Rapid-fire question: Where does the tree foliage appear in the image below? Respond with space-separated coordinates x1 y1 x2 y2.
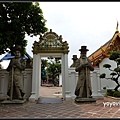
41 59 47 83
99 73 106 78
100 51 120 91
0 2 48 56
46 58 61 86
40 58 61 86
103 64 111 69
109 51 120 61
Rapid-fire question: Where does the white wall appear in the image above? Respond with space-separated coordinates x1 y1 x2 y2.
1 60 117 101
99 58 118 90
0 69 9 100
59 73 62 86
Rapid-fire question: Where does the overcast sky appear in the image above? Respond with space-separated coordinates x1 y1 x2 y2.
1 2 120 68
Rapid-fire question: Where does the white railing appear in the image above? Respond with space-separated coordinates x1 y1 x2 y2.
0 67 108 100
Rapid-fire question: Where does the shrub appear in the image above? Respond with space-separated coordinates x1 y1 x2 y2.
99 73 106 78
105 89 120 98
100 51 120 91
106 89 114 96
113 91 120 98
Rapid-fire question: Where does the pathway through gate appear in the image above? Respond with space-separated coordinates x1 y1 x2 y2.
40 86 62 98
37 86 63 104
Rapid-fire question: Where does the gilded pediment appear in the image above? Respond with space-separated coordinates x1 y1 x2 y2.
107 33 120 54
32 29 69 54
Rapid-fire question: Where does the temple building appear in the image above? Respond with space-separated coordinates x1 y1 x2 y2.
88 21 120 90
88 21 120 67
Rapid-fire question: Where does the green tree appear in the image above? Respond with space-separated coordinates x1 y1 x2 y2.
46 58 61 86
0 2 48 56
100 51 120 91
41 59 47 84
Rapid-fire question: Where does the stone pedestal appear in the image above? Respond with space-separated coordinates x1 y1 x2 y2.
1 99 26 104
75 97 96 104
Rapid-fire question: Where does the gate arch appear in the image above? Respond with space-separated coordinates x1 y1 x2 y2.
29 29 69 101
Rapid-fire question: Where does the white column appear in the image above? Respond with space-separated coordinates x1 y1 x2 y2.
64 54 71 100
0 70 5 100
0 70 9 100
75 72 78 85
91 71 97 97
23 69 32 100
96 68 103 98
59 73 62 86
91 68 103 99
68 67 76 99
36 54 41 99
23 70 27 99
29 54 38 101
62 54 65 99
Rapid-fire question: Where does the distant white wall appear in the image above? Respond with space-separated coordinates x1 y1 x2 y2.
59 73 62 86
0 60 10 69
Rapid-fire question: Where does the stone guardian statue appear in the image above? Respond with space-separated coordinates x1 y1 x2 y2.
74 46 95 102
7 45 26 100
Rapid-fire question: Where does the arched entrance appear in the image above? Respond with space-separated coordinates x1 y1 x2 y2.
29 29 69 101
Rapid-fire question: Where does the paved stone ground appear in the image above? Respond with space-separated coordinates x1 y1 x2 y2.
40 86 62 98
0 86 120 118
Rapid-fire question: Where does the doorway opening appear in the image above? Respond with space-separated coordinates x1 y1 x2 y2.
38 56 63 103
40 56 62 98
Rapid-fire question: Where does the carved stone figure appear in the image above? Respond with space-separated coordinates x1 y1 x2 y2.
75 46 94 98
70 55 78 67
7 45 26 100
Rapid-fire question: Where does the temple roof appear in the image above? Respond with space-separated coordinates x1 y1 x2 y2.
88 21 120 67
1 52 32 61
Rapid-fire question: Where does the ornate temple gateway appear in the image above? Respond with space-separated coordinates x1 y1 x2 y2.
29 29 70 101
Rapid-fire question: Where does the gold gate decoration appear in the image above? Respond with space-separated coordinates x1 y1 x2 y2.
32 29 69 54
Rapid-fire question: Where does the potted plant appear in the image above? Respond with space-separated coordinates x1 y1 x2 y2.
100 51 120 102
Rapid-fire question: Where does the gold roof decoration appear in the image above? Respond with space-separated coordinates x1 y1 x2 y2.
92 55 94 60
32 29 69 54
100 46 105 54
116 19 119 33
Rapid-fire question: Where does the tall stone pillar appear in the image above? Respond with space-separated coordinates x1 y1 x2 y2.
29 54 38 101
0 70 5 100
36 54 41 99
68 67 76 99
64 54 71 100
